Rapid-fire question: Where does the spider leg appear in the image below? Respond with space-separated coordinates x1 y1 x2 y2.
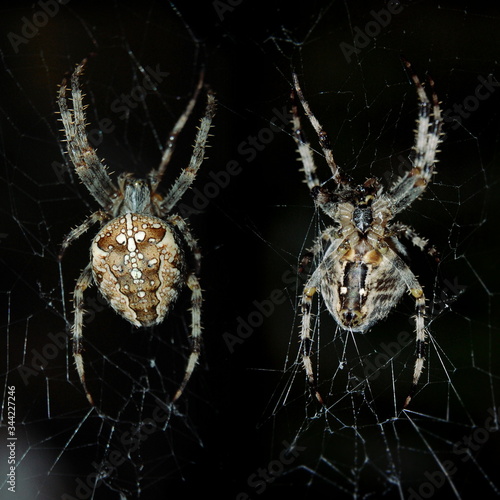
292 73 347 189
389 221 440 260
403 283 427 409
384 248 427 408
291 88 320 191
149 70 205 191
72 263 95 405
58 59 117 209
300 232 344 402
300 269 324 404
388 60 442 214
59 210 110 260
172 272 202 402
168 214 202 275
299 227 340 275
161 89 216 213
168 214 202 401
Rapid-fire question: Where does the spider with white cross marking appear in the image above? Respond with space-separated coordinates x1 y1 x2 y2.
291 60 442 408
57 58 215 406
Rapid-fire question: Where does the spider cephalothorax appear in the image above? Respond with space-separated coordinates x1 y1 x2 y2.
292 61 442 407
58 58 215 405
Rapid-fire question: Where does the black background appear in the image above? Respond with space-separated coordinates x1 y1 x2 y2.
1 1 500 499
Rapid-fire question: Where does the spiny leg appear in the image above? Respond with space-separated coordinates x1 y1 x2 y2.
300 271 324 404
410 68 442 181
388 60 442 214
292 73 347 188
59 210 109 260
58 59 117 209
149 70 205 191
299 234 343 401
161 89 216 213
389 221 440 260
299 228 341 275
72 263 94 405
172 272 202 402
291 84 320 191
168 214 202 275
404 287 427 408
384 247 428 408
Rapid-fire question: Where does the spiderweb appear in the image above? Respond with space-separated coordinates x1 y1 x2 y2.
1 1 499 499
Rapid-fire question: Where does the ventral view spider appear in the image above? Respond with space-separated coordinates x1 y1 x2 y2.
291 61 442 408
58 58 216 406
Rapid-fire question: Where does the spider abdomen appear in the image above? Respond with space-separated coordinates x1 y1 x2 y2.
91 213 186 327
322 242 406 333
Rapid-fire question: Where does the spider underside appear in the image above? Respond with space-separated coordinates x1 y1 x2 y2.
291 62 442 408
58 59 216 405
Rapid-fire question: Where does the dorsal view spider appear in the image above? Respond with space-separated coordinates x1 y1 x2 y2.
291 60 442 408
57 58 216 406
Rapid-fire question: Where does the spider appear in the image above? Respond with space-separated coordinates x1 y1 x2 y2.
291 60 442 408
57 58 215 405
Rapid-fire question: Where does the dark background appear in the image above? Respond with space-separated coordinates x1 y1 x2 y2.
1 1 500 499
